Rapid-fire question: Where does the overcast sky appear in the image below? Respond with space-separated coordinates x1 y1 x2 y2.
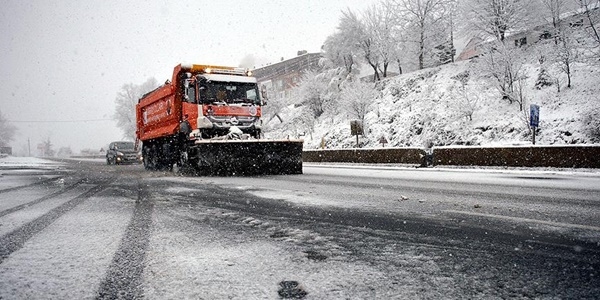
0 0 378 154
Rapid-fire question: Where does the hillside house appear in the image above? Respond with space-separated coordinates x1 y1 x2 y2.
457 4 600 61
252 52 322 100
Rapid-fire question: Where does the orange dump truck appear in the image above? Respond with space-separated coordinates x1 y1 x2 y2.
135 64 303 175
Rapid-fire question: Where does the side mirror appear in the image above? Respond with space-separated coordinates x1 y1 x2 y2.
260 85 268 101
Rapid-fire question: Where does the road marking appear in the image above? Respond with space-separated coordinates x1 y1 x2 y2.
444 210 600 232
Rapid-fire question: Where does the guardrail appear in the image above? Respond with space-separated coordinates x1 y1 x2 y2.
303 145 600 168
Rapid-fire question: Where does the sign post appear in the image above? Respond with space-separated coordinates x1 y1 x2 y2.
530 104 540 145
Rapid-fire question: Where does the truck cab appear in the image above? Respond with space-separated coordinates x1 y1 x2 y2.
180 66 263 139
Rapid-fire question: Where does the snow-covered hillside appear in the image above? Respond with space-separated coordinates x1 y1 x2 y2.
264 41 600 150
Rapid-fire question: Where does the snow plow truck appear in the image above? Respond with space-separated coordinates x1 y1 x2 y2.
135 63 303 175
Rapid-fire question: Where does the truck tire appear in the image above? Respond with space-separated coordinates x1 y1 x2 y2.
142 144 155 170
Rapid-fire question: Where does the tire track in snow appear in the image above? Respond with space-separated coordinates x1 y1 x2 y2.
0 179 87 218
0 176 116 263
96 179 154 300
0 176 62 194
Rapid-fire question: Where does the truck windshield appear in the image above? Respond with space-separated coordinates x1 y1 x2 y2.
199 82 260 105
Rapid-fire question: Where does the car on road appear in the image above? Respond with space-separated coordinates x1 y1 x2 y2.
106 141 142 165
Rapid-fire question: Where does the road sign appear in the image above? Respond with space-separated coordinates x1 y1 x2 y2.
350 120 363 148
379 136 388 147
530 104 540 127
350 120 363 136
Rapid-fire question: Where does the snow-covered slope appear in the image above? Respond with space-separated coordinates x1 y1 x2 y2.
264 43 600 150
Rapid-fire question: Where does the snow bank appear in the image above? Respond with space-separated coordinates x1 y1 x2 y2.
0 156 64 169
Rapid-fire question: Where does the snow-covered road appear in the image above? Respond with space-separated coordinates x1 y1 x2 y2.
0 156 599 299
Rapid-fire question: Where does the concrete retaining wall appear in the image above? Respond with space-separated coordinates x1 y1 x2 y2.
432 145 600 168
303 148 426 165
302 145 600 168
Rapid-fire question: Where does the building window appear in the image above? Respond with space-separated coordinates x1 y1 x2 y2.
570 19 584 27
540 30 552 40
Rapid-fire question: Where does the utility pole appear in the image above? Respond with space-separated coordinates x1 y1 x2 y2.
28 138 31 156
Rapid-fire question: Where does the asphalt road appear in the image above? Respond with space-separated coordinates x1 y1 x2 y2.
0 159 599 299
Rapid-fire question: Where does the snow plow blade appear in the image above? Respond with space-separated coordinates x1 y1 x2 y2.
191 139 304 176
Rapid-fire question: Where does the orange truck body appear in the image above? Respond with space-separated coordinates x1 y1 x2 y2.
133 63 303 175
136 64 262 142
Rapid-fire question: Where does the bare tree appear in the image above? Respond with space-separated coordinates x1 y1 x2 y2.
392 24 410 74
477 41 526 106
576 0 600 47
456 84 481 121
539 0 570 44
297 70 331 118
458 0 532 108
575 0 600 63
0 110 17 147
363 1 398 78
443 0 459 64
323 30 357 75
340 80 378 125
338 9 384 81
554 26 578 88
459 0 534 43
397 0 454 69
583 107 600 142
114 78 158 140
290 106 316 140
333 9 377 79
42 137 55 157
513 76 529 111
535 0 581 87
263 95 286 124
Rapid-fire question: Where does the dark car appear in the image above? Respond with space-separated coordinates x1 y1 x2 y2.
106 141 141 165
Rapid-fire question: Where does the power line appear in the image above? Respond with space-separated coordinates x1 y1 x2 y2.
7 118 114 123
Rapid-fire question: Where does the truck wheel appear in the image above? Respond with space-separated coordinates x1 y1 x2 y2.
175 150 188 170
106 157 111 165
143 156 152 170
143 145 155 170
150 145 161 170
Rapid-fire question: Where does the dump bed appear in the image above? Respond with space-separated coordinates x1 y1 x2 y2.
136 82 181 142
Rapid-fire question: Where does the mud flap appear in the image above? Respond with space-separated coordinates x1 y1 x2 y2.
191 139 304 175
